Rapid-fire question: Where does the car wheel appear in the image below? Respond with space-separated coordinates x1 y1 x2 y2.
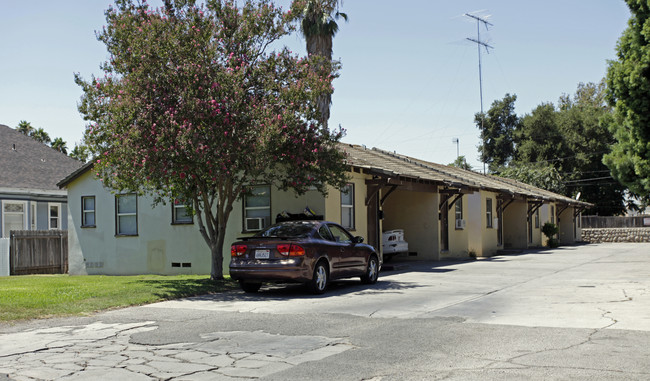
240 281 262 293
361 255 379 284
308 261 328 294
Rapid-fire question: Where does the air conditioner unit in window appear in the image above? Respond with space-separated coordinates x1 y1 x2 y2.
245 217 264 231
455 219 466 229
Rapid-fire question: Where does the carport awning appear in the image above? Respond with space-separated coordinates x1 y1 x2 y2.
341 143 593 210
364 177 439 206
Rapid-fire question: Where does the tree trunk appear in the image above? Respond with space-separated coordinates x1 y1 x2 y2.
210 242 224 281
307 34 333 128
210 224 228 281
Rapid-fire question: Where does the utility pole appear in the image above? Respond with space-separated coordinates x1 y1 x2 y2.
452 137 459 159
465 12 493 174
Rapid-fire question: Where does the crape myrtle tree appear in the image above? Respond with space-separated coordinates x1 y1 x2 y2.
75 0 349 280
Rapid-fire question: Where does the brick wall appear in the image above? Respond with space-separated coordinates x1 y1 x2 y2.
582 228 650 243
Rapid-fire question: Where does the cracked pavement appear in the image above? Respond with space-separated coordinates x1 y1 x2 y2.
0 322 352 380
1 243 649 380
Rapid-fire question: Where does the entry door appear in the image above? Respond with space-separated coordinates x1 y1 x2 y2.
440 202 449 251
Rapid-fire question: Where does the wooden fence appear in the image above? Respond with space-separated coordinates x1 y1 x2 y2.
9 230 68 275
581 215 650 229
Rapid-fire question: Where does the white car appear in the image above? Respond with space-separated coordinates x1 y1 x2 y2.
382 229 408 261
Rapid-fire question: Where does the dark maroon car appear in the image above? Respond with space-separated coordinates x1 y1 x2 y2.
229 220 381 294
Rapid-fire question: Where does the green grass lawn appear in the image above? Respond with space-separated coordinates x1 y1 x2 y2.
0 274 238 322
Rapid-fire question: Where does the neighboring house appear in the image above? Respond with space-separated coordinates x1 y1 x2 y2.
0 124 83 238
58 144 590 276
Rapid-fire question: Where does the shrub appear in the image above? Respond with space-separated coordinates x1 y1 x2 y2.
542 222 559 247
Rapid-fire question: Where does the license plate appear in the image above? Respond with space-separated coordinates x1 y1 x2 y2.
255 250 270 259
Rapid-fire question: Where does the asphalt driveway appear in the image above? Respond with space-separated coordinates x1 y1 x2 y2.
154 242 650 331
1 242 649 380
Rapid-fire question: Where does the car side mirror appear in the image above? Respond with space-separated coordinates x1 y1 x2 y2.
354 236 364 243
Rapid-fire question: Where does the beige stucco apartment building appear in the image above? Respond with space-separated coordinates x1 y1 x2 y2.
59 144 590 275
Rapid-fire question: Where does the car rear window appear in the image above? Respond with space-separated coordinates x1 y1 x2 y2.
256 223 315 238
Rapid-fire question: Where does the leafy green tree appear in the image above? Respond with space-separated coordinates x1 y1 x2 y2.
291 0 346 128
557 82 625 215
76 0 348 279
51 137 68 155
475 93 519 173
516 103 567 165
448 155 472 171
505 82 625 215
604 0 650 196
499 163 566 195
30 127 51 145
16 120 34 136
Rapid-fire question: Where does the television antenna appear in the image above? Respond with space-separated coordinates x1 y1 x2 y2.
465 12 493 174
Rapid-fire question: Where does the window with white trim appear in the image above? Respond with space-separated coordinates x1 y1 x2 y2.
82 196 96 227
30 203 37 230
551 205 555 225
243 185 270 231
341 183 355 229
486 198 493 228
535 208 540 228
172 199 193 224
115 194 138 236
2 201 27 238
48 203 61 230
455 197 463 221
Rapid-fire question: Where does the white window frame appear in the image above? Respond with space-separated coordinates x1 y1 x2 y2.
115 194 138 236
341 183 355 230
48 203 61 230
30 202 37 230
172 199 193 224
82 196 96 228
2 200 27 238
486 198 493 228
243 185 271 232
551 205 555 225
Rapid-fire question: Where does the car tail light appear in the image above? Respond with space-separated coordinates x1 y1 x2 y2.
289 244 305 256
231 244 247 257
277 244 305 257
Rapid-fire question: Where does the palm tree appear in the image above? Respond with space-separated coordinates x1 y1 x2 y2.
51 137 68 155
30 128 51 145
292 0 347 128
16 120 34 136
449 156 473 171
69 144 90 162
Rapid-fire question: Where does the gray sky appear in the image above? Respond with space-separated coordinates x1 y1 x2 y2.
0 1 630 170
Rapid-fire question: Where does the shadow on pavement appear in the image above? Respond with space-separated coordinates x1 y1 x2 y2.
379 242 594 276
189 276 426 302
